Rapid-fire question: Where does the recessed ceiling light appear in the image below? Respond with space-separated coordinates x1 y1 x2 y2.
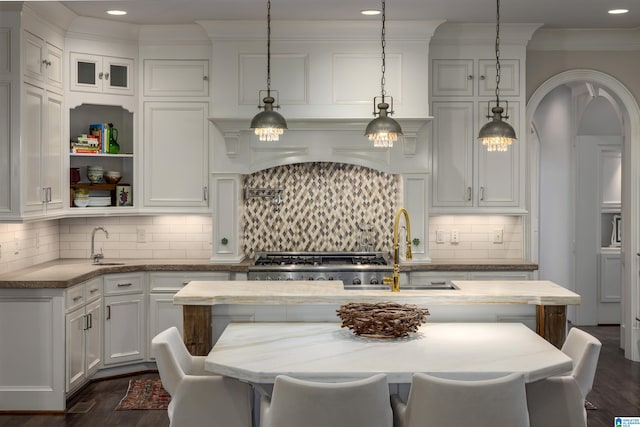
608 8 629 15
107 10 127 16
361 9 381 16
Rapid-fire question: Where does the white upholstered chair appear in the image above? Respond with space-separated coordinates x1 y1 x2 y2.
526 327 602 427
260 374 393 427
390 372 530 427
152 327 252 427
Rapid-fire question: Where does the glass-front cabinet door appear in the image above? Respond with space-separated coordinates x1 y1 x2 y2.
103 56 133 95
70 52 134 95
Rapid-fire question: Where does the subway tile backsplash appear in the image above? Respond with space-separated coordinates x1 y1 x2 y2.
59 216 212 260
428 215 524 260
0 221 60 275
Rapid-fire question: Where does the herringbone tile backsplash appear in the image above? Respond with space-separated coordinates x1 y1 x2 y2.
242 162 399 257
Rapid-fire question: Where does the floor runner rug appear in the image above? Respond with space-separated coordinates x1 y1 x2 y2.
116 379 171 410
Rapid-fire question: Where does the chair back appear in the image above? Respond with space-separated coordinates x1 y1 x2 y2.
151 326 193 396
401 372 530 427
262 374 392 427
561 328 602 398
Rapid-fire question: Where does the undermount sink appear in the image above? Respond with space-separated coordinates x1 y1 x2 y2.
343 284 458 291
92 262 125 266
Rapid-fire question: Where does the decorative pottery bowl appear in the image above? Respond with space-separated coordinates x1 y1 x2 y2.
104 171 122 184
87 166 104 183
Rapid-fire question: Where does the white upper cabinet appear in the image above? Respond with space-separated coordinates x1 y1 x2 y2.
429 23 536 214
22 30 63 93
140 53 211 211
143 101 209 209
432 59 519 98
143 59 209 97
70 52 134 96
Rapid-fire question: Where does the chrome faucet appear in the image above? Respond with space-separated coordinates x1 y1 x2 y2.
383 208 412 292
90 226 109 264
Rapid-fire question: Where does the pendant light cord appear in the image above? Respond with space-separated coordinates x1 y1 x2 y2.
494 0 501 106
380 0 387 102
266 0 272 96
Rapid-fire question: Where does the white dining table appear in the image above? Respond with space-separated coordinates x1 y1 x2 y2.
204 321 573 384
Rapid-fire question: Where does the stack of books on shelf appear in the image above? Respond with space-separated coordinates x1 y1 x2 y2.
70 123 112 154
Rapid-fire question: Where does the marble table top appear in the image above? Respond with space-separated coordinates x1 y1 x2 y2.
174 280 581 306
205 322 573 384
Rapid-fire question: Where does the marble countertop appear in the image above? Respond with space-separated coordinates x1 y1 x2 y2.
0 258 537 289
173 280 581 306
205 322 573 384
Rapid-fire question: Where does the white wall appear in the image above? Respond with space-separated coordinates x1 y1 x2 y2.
534 85 574 293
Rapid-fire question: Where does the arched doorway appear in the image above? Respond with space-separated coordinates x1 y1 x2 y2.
526 70 640 361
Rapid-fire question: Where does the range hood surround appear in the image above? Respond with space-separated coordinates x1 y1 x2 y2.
210 117 432 175
205 19 438 263
210 118 432 264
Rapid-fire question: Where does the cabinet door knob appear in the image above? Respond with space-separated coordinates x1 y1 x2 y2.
480 75 486 80
98 72 104 80
104 72 110 80
467 187 472 201
467 75 473 80
480 186 485 201
203 75 208 81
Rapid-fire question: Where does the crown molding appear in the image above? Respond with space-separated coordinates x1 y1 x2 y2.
528 28 640 51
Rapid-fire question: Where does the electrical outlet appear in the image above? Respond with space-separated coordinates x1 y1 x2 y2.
436 229 446 244
493 228 503 243
137 228 147 243
451 229 459 243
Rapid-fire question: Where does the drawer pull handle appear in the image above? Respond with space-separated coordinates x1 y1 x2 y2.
182 281 190 286
106 305 111 320
117 283 133 287
73 296 82 302
83 314 89 331
89 288 99 293
87 313 92 329
430 281 446 285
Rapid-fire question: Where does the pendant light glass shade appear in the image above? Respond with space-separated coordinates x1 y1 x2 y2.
478 0 516 152
365 0 402 147
251 0 287 141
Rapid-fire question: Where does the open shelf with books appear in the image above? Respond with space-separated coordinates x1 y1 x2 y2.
69 104 135 209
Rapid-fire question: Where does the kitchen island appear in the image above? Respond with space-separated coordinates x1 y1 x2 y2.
173 280 580 354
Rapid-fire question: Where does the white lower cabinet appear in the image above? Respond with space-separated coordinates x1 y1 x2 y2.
65 277 102 392
148 271 230 358
103 273 146 365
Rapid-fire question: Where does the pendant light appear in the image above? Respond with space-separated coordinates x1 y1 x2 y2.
365 0 402 148
478 0 516 152
250 0 287 142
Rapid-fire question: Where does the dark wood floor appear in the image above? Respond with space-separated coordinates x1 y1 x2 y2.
0 325 637 427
